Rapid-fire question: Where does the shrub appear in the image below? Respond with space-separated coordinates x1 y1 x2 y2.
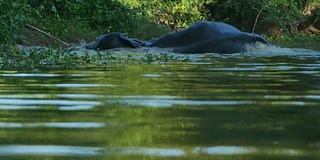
0 1 30 43
25 0 169 40
120 0 215 29
208 0 320 34
1 0 319 47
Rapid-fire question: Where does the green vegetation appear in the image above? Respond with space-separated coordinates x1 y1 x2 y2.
119 0 215 29
0 46 192 70
1 0 320 45
0 0 319 69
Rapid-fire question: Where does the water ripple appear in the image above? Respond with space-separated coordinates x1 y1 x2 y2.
0 99 101 106
0 145 184 157
141 74 162 78
57 94 180 100
193 146 256 155
210 68 258 71
0 145 312 157
26 84 117 88
0 145 104 156
193 146 308 156
1 74 56 77
1 74 89 77
0 122 106 129
0 94 180 100
107 99 250 107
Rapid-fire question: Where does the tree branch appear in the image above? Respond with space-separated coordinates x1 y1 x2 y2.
252 3 271 33
25 23 70 46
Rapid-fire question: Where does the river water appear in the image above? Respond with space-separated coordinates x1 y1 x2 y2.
0 45 320 160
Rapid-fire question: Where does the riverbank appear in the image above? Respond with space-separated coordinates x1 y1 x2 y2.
8 21 320 51
1 39 319 71
1 0 320 70
1 1 319 47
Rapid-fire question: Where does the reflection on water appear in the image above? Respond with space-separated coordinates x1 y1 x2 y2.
107 99 250 107
0 145 313 157
0 145 185 157
0 99 101 106
1 73 88 77
0 145 105 156
0 49 320 159
0 122 106 128
193 146 257 155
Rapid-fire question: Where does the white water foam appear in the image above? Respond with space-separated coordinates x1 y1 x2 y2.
246 42 319 56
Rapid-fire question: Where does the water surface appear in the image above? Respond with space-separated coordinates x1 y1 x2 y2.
0 47 320 160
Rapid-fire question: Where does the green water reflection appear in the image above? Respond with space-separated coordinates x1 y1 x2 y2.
0 53 319 160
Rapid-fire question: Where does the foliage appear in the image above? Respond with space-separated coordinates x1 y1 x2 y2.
258 0 305 34
119 0 319 34
210 0 320 34
208 0 265 31
120 0 216 29
0 0 170 45
0 0 319 47
0 1 30 43
26 0 169 40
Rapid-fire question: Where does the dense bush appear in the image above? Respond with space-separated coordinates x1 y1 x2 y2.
0 0 319 46
210 0 320 34
120 0 320 34
26 0 145 37
25 0 171 40
120 0 215 29
0 1 30 43
31 0 139 30
207 0 265 31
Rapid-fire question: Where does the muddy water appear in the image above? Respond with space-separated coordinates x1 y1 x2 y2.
0 46 319 160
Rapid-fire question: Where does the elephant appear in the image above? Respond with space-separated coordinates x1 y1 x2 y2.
85 21 271 53
85 32 146 50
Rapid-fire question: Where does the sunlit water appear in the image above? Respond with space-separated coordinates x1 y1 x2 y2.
0 45 320 160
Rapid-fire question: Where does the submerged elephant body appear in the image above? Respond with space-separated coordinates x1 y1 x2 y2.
85 32 146 50
86 21 270 53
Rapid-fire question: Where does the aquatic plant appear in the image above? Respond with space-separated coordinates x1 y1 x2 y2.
0 46 192 70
